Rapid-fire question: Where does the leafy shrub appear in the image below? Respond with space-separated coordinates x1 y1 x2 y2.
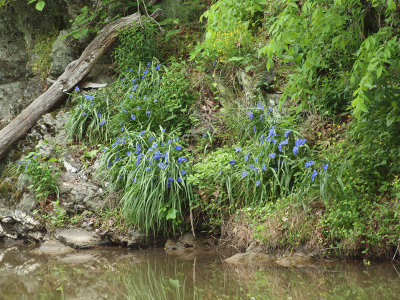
113 22 159 73
99 129 193 236
67 60 194 144
15 152 60 202
191 0 264 64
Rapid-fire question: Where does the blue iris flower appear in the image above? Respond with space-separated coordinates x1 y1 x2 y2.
178 157 188 163
269 153 276 159
293 146 299 155
312 170 318 181
322 163 329 172
284 129 292 137
229 160 235 165
100 120 106 126
305 161 315 168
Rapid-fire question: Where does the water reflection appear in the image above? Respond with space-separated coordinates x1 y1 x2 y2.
0 244 400 299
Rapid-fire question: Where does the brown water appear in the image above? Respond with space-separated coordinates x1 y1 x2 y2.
1 243 400 300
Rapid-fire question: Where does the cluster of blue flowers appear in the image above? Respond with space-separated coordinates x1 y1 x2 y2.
104 130 189 188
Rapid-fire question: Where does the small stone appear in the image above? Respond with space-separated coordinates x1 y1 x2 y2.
55 228 105 249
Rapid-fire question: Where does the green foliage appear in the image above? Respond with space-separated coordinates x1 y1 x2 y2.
28 0 45 11
99 130 193 236
67 59 195 236
15 152 60 202
30 31 58 80
191 0 265 65
67 60 194 144
113 22 158 72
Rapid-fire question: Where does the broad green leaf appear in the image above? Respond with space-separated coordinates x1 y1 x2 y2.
35 1 45 11
166 209 177 220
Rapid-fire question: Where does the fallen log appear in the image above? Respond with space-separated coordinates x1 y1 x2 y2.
0 9 162 159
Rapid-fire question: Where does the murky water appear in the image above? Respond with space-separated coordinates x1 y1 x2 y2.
1 243 400 299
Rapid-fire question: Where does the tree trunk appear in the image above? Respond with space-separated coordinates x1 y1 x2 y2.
0 9 162 159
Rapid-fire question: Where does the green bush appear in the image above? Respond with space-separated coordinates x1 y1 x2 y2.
99 130 193 236
15 152 60 202
67 60 194 144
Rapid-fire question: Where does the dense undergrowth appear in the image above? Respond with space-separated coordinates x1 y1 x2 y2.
12 0 400 259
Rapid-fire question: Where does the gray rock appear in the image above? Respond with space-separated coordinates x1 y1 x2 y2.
178 233 195 247
16 193 36 212
63 153 82 173
36 139 55 158
0 206 43 241
225 252 276 266
275 254 315 268
35 240 74 255
49 30 76 80
58 172 106 213
55 228 104 249
0 81 26 123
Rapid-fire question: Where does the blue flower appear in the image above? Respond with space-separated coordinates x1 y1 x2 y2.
97 113 102 117
284 129 292 137
153 98 157 103
305 161 315 168
255 156 259 162
262 164 266 171
155 64 161 70
322 163 329 172
250 165 254 170
257 103 264 110
180 170 186 176
253 125 256 133
162 128 166 132
103 147 107 152
256 180 260 187
235 148 242 152
268 126 277 137
229 160 235 165
108 161 113 167
269 153 276 159
91 102 94 106
245 153 249 161
295 139 307 147
139 131 145 136
177 177 182 183
145 167 151 172
241 171 247 178
137 106 141 110
312 170 318 181
176 145 182 150
146 110 152 116
178 157 188 163
143 69 149 76
131 114 136 120
78 105 82 109
293 146 299 155
126 151 131 156
82 112 87 116
202 133 207 137
247 110 254 120
74 86 80 91
100 120 106 127
85 95 94 100
132 79 136 85
278 139 288 152
121 126 124 132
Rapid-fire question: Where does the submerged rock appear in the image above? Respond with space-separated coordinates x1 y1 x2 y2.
275 254 315 268
57 252 99 264
55 228 105 249
225 252 276 266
